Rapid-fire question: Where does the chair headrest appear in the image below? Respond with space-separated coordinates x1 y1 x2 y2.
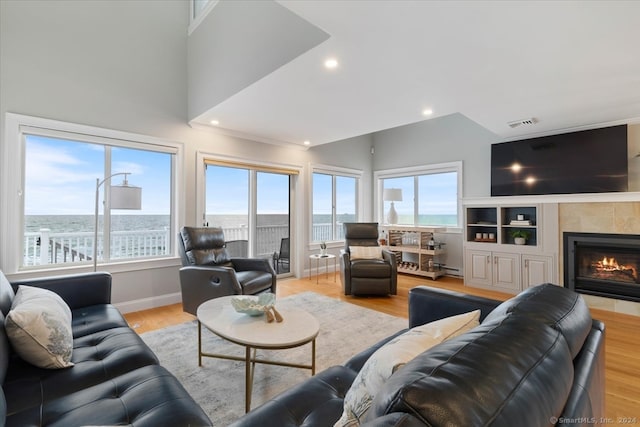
179 227 230 265
344 222 380 248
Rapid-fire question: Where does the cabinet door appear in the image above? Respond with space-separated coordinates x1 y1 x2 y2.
465 250 493 287
522 255 554 289
492 252 521 292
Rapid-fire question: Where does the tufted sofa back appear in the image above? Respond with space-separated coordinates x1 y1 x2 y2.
367 283 598 427
178 227 232 267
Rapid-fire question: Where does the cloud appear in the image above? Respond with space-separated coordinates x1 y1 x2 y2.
25 140 98 186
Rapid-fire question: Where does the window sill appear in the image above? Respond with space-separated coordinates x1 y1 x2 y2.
10 257 182 281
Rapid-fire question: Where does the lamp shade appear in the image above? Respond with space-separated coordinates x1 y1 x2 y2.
110 184 142 210
383 188 403 202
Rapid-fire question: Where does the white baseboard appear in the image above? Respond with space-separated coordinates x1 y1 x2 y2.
115 292 182 314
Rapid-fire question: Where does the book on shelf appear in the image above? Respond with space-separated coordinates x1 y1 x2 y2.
510 220 532 226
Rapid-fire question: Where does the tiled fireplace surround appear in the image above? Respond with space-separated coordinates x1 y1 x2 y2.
559 201 640 316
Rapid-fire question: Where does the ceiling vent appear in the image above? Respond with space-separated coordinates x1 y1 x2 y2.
507 118 538 128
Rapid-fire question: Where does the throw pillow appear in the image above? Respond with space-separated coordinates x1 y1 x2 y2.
5 285 74 369
334 309 481 427
349 246 383 260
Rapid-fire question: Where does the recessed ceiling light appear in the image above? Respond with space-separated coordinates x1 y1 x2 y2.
422 109 433 116
210 119 219 126
324 58 338 69
511 163 522 173
303 140 311 146
525 176 536 185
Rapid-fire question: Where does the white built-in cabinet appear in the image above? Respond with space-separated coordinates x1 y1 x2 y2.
465 250 521 292
463 202 558 294
522 254 555 289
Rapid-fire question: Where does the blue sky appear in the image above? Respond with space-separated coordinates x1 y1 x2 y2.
25 135 457 218
25 135 170 215
384 173 458 216
206 166 291 215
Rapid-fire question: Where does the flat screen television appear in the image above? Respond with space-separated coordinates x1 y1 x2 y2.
491 125 628 196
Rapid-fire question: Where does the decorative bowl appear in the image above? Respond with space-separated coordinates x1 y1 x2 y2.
231 293 276 316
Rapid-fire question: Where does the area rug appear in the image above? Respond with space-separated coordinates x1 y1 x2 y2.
140 292 407 426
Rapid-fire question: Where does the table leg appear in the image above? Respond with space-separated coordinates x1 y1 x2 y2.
198 320 202 367
311 338 316 375
245 346 252 413
316 258 319 284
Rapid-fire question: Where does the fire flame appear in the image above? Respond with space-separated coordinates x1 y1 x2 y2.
601 256 620 269
597 256 636 278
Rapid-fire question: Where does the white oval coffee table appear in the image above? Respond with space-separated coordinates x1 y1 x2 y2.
196 295 319 412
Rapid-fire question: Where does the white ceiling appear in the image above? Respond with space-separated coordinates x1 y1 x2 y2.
190 1 640 147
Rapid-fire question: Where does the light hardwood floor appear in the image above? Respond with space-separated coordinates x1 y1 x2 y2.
124 273 640 424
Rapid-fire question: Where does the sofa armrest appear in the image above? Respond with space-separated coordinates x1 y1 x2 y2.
179 266 243 315
339 250 352 294
559 319 606 423
10 272 112 310
408 286 501 328
231 257 275 275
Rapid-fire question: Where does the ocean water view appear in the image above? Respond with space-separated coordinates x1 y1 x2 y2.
26 215 171 233
23 214 292 267
23 213 454 267
25 213 455 234
25 214 291 233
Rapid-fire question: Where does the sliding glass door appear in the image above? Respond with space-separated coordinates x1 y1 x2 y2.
205 164 292 274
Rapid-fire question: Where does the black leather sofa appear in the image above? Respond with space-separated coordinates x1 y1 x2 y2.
231 283 605 427
0 270 212 427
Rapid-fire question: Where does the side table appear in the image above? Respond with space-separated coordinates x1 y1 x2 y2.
309 253 337 284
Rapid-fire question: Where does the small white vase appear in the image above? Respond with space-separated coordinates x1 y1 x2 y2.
514 237 526 245
320 248 327 256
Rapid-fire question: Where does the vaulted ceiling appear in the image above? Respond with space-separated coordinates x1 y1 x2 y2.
189 1 640 148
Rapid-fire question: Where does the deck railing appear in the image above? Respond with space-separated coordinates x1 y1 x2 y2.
23 223 336 267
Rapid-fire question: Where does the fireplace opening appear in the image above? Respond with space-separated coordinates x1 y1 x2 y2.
564 232 640 302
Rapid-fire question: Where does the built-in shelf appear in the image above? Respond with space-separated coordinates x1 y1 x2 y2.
463 202 559 294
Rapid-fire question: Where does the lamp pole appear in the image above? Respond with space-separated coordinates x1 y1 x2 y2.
93 172 130 272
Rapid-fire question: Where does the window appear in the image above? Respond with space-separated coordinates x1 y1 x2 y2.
311 167 360 242
376 162 462 228
193 0 211 19
202 158 298 275
189 0 217 34
2 114 180 272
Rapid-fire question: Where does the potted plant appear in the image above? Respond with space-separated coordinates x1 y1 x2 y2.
509 229 531 245
320 241 327 256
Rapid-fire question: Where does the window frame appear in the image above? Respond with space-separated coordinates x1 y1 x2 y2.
374 162 463 229
188 0 218 35
196 151 302 274
1 113 184 275
310 164 363 245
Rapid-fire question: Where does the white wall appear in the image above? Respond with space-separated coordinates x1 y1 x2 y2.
371 112 500 198
187 0 329 120
0 0 372 310
369 113 500 273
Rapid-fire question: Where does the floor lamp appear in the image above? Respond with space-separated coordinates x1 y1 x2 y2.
94 173 142 271
383 188 402 224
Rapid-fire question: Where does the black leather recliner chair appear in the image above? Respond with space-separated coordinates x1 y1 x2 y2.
340 222 397 296
177 226 276 315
